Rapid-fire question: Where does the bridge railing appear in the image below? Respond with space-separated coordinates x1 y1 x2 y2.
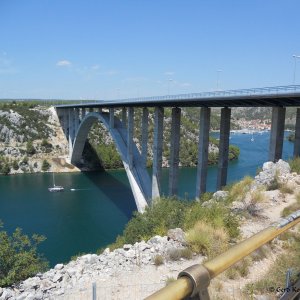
89 85 300 105
145 209 300 300
55 84 300 107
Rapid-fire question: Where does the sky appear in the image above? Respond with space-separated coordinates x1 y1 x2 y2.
1 0 300 100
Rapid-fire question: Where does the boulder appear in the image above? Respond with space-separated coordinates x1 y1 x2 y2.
212 190 228 201
167 228 186 245
255 159 290 186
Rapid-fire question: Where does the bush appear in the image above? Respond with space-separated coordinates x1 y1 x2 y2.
227 176 253 203
12 160 19 170
289 157 300 174
168 248 182 261
26 141 36 156
0 222 48 287
41 160 51 172
183 202 240 239
186 221 229 258
114 197 189 245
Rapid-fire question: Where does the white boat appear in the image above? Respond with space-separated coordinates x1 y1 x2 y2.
48 173 64 192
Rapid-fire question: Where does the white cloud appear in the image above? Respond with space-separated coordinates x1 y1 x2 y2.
56 60 72 67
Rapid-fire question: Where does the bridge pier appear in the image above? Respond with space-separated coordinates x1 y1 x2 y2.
141 107 149 169
74 108 80 134
109 108 115 128
169 107 181 196
122 107 127 128
152 107 164 199
269 107 286 162
81 108 86 119
216 107 231 190
196 107 211 198
68 108 75 157
127 107 134 169
294 108 300 157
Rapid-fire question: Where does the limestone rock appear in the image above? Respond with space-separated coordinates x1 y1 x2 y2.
167 228 186 245
212 190 228 201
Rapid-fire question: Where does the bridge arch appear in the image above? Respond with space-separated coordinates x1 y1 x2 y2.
71 111 151 212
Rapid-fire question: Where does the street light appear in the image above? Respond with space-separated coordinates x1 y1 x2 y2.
293 55 300 85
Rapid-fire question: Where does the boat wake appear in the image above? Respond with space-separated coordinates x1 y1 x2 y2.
70 188 90 191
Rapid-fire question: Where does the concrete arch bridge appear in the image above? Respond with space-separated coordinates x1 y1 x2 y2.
55 85 300 212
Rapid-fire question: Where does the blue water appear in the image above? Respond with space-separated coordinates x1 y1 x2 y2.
0 131 294 266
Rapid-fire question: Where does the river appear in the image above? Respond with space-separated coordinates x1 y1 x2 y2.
0 131 294 266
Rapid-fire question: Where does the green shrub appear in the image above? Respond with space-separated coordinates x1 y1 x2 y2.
117 197 189 245
168 248 182 261
227 176 253 203
180 248 193 260
289 157 300 174
41 160 51 172
0 222 48 287
186 221 229 258
26 141 36 156
12 160 19 170
183 202 240 239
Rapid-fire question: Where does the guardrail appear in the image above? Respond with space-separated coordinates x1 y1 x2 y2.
115 84 300 104
55 84 300 107
145 210 300 300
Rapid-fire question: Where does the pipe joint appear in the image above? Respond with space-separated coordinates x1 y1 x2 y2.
178 264 211 299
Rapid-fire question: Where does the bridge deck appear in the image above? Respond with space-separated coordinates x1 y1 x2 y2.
55 85 300 108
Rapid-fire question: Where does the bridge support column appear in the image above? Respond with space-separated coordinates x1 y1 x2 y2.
141 107 149 169
98 107 102 114
152 107 164 199
81 108 86 120
109 108 115 128
63 109 69 136
74 108 80 134
89 107 94 113
68 108 75 158
294 108 300 157
122 107 127 128
216 107 231 190
269 107 286 162
196 107 211 198
169 107 181 196
127 107 134 169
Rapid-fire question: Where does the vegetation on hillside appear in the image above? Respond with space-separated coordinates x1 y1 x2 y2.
100 196 240 259
0 221 48 287
86 108 240 170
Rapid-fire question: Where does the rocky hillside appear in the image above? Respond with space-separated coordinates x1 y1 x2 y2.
0 102 76 175
0 102 240 175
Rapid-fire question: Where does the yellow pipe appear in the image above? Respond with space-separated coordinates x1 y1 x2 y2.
145 210 300 300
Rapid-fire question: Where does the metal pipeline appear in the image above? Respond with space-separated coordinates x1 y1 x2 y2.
145 210 300 300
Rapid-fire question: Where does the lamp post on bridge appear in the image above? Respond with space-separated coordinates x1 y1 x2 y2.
293 55 300 85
